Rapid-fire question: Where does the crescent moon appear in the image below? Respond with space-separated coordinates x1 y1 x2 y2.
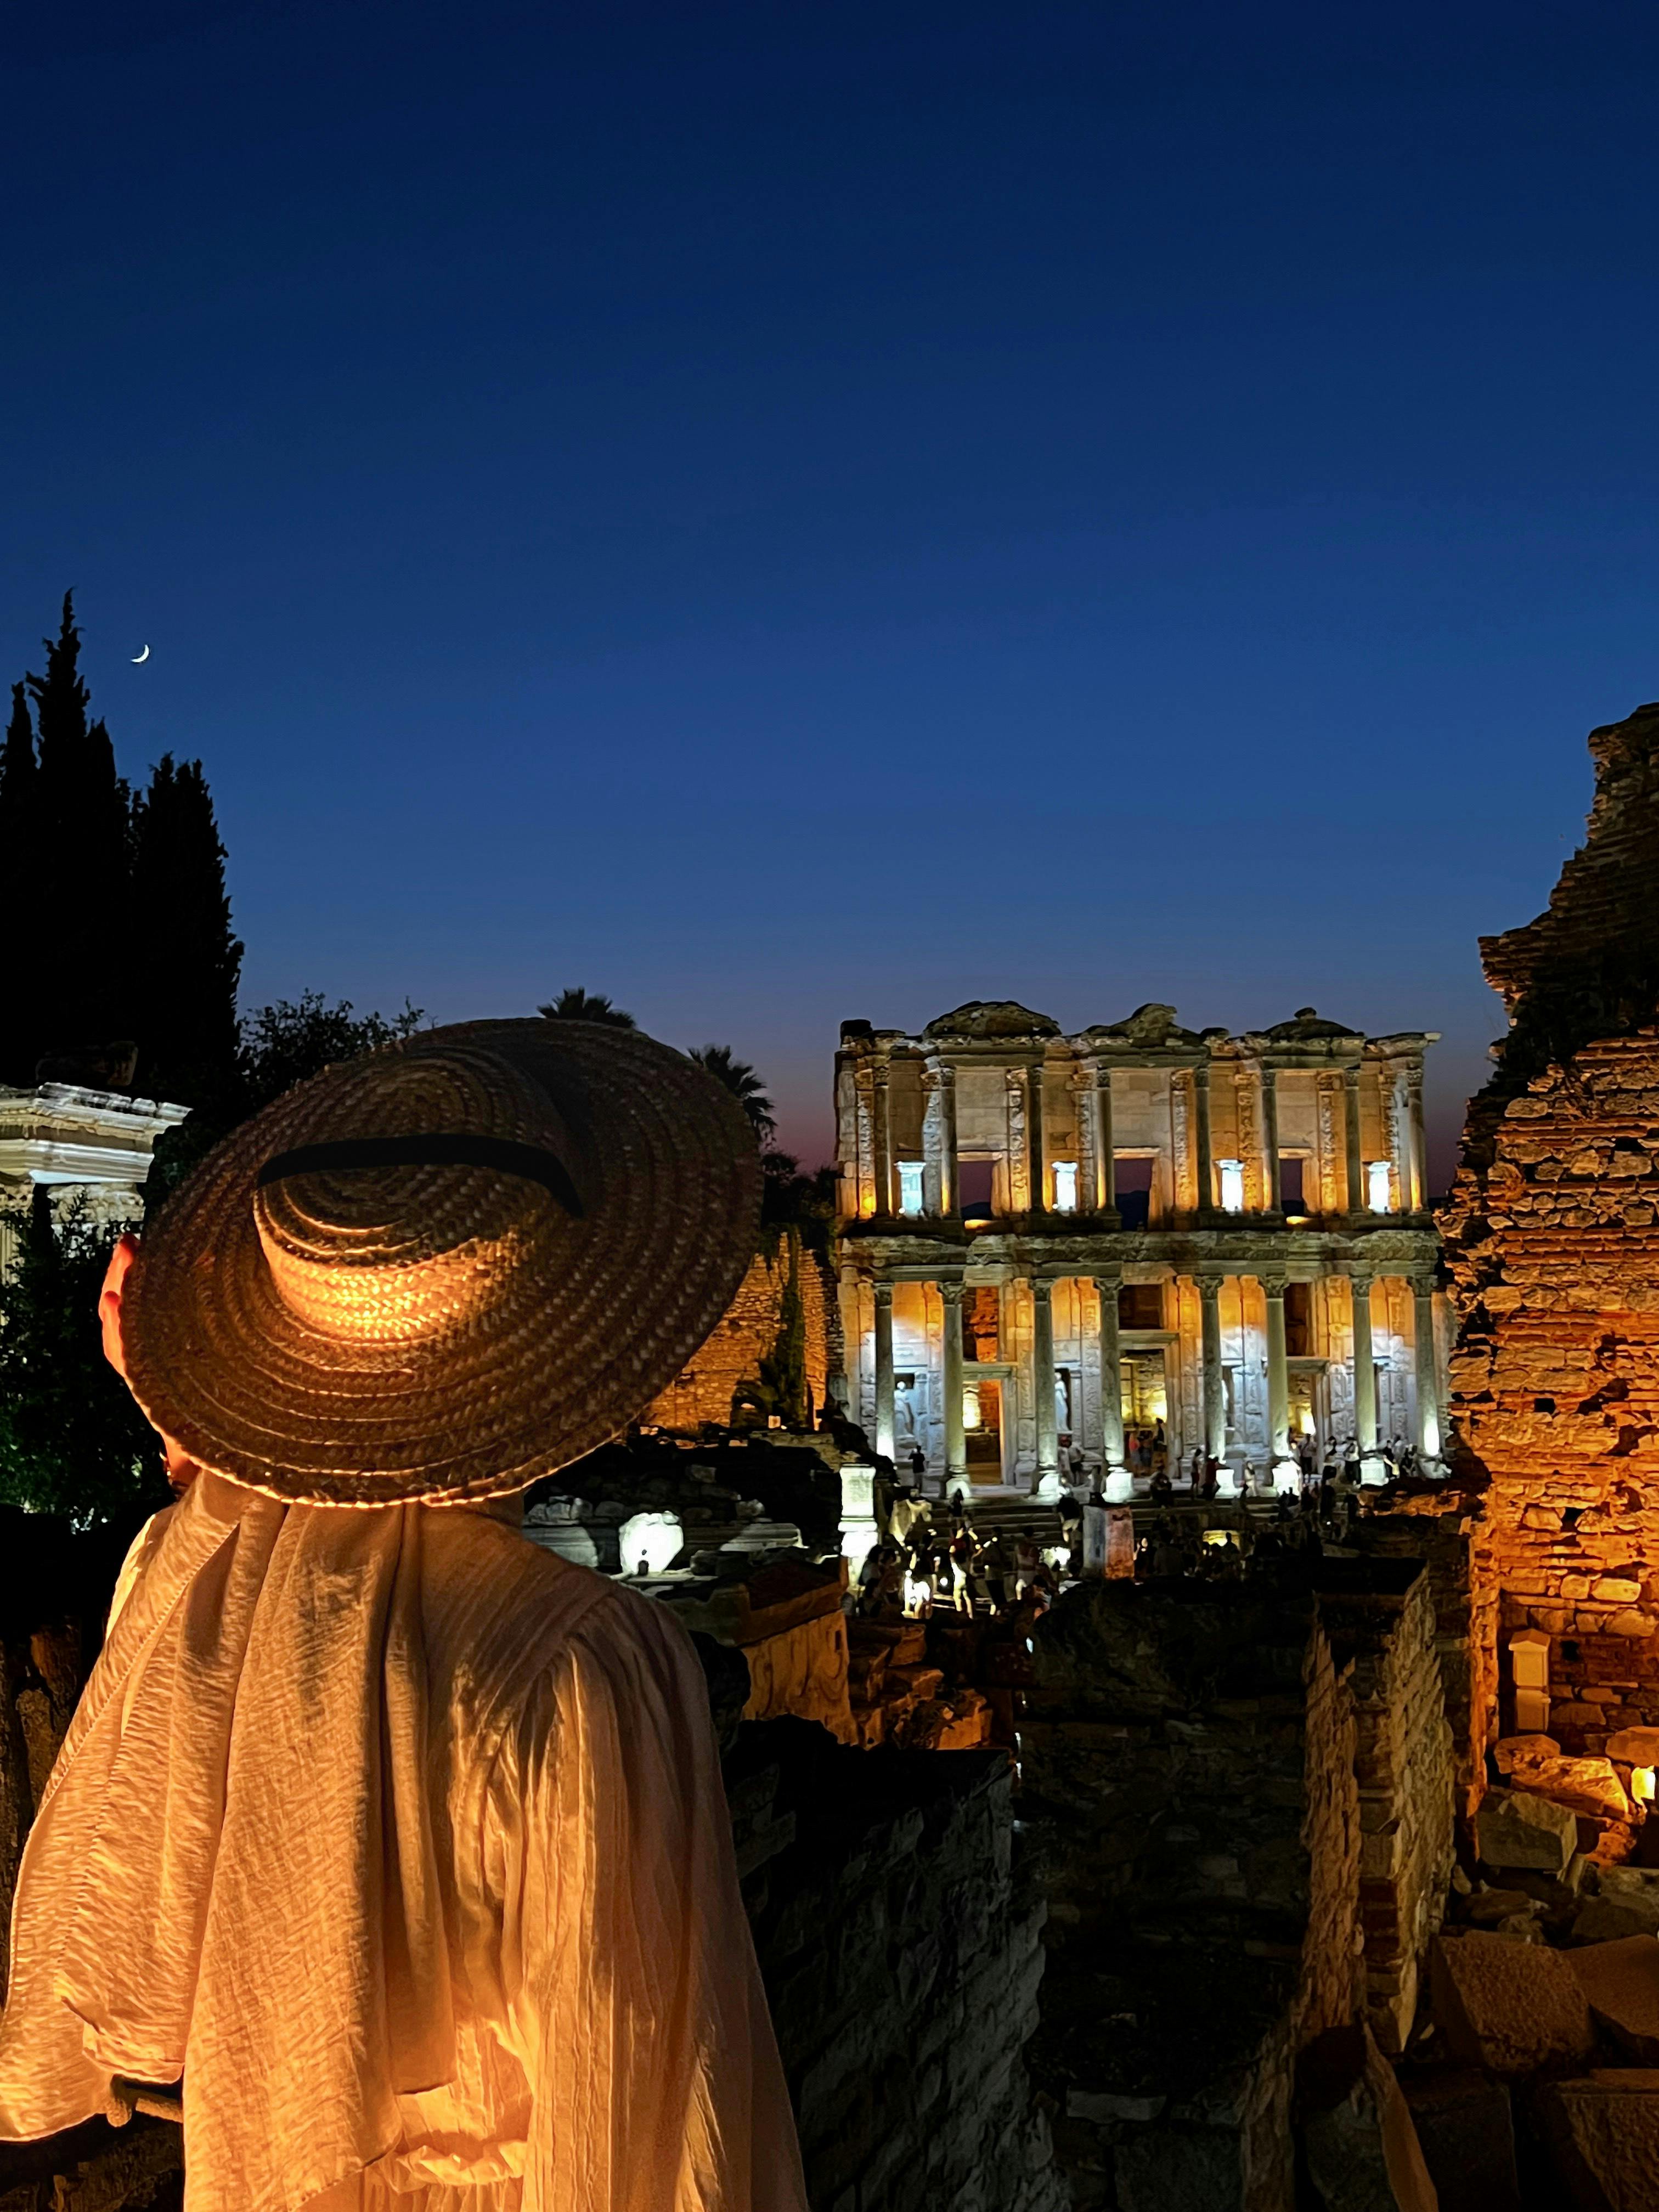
132 645 150 664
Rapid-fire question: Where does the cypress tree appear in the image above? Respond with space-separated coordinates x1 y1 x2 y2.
129 754 244 1104
27 595 132 1057
0 684 41 1080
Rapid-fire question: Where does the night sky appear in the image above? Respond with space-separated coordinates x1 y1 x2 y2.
8 3 1659 1183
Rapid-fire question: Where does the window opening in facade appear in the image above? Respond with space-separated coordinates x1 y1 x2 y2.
1118 1281 1165 1331
1218 1158 1245 1212
1051 1159 1078 1212
962 1286 1000 1361
896 1159 924 1215
1284 1281 1313 1357
1366 1159 1393 1214
959 1156 996 1227
1279 1155 1307 1217
1114 1154 1155 1229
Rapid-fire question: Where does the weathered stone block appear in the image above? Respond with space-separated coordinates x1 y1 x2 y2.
1431 1931 1595 2075
1476 1788 1579 1872
1572 1892 1659 1944
1114 2126 1244 2212
1298 2025 1437 2212
1568 1934 1659 2063
1494 1733 1559 1772
1606 1725 1659 1764
1400 2067 1519 2212
1536 2070 1659 2212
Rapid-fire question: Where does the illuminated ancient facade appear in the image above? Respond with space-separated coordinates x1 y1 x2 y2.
834 1001 1445 1497
0 1081 188 1272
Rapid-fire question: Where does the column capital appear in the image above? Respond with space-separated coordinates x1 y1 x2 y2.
872 1279 894 1309
939 1279 966 1308
1031 1276 1054 1306
870 1059 890 1090
1089 1266 1124 1289
1195 1270 1224 1303
1259 1272 1289 1300
1193 1059 1212 1092
1343 1062 1362 1091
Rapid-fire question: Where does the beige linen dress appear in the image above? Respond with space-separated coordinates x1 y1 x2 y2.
0 1471 807 2212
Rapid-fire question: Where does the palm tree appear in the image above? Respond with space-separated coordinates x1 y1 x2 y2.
689 1044 776 1143
537 988 636 1028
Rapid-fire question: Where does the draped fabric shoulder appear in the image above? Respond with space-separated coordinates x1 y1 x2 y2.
0 1474 807 2212
496 1592 805 2212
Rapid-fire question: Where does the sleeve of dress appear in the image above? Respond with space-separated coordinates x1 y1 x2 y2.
501 1585 808 2212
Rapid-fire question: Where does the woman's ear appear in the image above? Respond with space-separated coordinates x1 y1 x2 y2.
99 1233 141 1382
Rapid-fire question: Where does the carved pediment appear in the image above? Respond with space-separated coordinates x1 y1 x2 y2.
1087 1003 1198 1049
1262 1006 1362 1043
922 1000 1062 1041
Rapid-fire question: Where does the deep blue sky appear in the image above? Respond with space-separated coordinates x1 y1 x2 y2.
8 2 1659 1184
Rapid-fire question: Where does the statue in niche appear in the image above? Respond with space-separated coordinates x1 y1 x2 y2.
893 1380 918 1443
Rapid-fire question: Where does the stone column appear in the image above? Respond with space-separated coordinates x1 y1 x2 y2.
1199 1274 1226 1464
873 1282 895 1462
1193 1062 1215 1217
1350 1270 1380 1477
940 1279 966 1492
839 1464 879 1564
872 1058 893 1218
1411 1273 1443 1464
1344 1064 1364 1215
1261 1065 1282 1214
1032 1278 1060 1498
937 1059 958 1218
1262 1273 1293 1479
1096 1066 1116 1215
1407 1067 1426 1216
1027 1060 1047 1214
1093 1271 1128 1502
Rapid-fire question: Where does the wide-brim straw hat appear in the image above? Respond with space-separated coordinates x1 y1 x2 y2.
120 1019 761 1506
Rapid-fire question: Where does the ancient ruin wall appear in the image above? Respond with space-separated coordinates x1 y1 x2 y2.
642 1238 830 1431
1441 701 1659 1763
1324 1569 1456 2052
729 1722 1065 2212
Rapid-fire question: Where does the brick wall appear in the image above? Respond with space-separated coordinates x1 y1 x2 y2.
728 1719 1066 2212
1321 1566 1456 2051
644 1237 832 1431
1019 1560 1452 2206
1440 699 1659 1775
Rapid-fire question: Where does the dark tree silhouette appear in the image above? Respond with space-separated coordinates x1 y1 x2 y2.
146 992 426 1204
129 754 244 1104
689 1044 776 1142
0 683 42 1081
28 594 132 1057
0 1187 166 1523
537 988 636 1027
